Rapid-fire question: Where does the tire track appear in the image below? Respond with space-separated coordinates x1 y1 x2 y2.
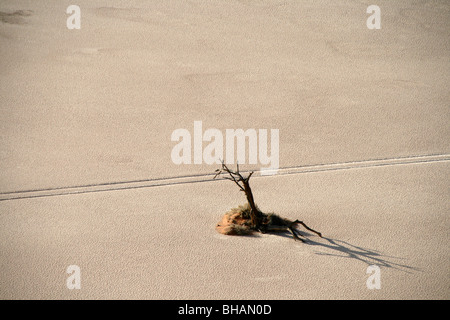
0 153 449 201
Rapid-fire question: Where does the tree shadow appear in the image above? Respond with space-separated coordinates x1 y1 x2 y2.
273 231 419 273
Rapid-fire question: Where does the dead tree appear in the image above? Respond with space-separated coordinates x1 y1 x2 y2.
214 162 322 242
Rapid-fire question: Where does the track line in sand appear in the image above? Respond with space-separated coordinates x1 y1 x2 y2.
0 153 449 201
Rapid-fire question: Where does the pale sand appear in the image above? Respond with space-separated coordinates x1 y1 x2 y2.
0 0 449 299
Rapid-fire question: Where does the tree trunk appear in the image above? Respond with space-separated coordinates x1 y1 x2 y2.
242 179 260 227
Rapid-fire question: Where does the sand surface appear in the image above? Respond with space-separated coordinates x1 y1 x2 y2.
0 0 449 299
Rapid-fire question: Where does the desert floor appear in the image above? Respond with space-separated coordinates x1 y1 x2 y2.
0 0 449 299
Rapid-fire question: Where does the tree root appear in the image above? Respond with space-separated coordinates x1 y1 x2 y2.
216 204 322 241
